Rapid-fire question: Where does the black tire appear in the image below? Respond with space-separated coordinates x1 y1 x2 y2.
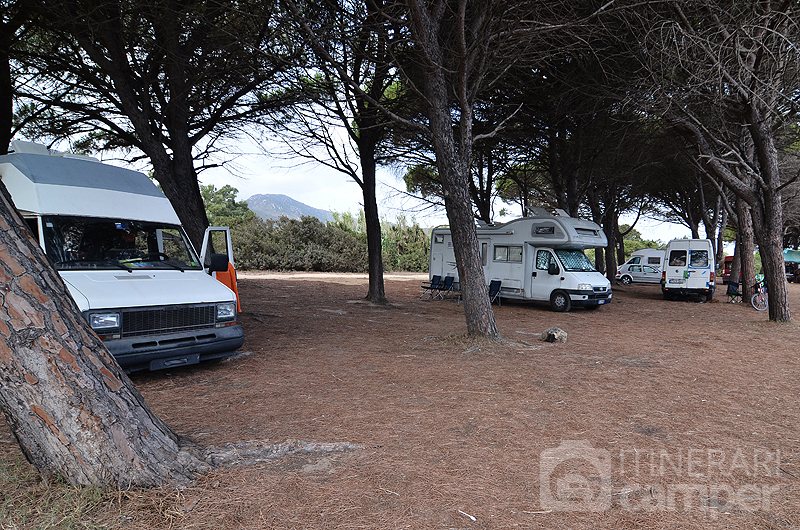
705 292 713 302
662 290 671 300
550 290 571 312
620 275 633 285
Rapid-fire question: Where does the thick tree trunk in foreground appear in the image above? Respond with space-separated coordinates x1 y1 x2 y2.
0 181 208 487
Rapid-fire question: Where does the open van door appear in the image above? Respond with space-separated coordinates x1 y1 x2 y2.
200 227 240 312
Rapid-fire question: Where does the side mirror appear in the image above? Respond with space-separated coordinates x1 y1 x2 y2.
208 253 229 274
548 262 559 275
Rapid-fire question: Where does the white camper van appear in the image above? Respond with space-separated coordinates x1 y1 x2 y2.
0 141 244 372
429 210 612 311
661 238 715 301
615 248 666 284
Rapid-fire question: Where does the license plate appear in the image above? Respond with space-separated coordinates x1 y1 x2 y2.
668 279 685 284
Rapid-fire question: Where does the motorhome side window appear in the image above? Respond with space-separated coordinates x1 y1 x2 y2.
647 257 661 265
690 250 709 267
668 250 687 267
628 257 641 264
42 216 202 270
494 245 522 262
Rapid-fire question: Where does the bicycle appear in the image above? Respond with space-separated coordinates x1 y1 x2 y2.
751 280 768 311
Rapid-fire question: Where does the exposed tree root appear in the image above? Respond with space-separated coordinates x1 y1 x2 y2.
190 439 364 471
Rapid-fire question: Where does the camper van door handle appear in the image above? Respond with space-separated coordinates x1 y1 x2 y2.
532 272 537 278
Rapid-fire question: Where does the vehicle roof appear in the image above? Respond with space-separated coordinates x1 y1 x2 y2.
0 151 180 224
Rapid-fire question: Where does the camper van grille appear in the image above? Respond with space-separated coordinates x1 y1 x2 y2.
121 304 216 337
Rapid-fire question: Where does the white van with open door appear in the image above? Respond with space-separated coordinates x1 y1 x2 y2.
0 141 243 372
661 239 715 301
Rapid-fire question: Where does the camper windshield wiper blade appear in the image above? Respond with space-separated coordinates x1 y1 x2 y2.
153 260 185 272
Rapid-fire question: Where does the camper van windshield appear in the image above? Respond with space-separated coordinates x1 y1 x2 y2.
554 249 596 272
42 216 202 271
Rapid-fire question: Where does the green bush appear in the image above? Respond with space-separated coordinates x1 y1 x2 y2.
230 213 430 272
231 215 368 271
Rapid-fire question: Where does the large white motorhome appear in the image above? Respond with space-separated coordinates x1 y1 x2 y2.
429 210 612 311
0 141 243 372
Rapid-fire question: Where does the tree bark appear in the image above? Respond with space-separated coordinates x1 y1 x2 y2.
359 142 387 304
715 206 727 267
0 47 12 156
736 199 756 301
0 180 207 487
149 144 210 252
407 0 498 337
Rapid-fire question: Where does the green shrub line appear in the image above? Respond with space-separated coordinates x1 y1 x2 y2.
230 212 431 273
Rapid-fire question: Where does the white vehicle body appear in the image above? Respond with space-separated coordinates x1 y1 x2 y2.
0 141 243 371
616 249 666 284
661 238 716 301
429 210 612 311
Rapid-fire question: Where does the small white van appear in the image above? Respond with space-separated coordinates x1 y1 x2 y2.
428 210 612 312
661 239 715 301
616 248 666 284
0 141 244 372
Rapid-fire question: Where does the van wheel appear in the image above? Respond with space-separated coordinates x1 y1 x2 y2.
705 292 713 302
620 275 632 285
662 290 671 300
550 290 571 312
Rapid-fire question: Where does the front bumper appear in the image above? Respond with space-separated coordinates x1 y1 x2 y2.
567 289 613 307
104 323 244 372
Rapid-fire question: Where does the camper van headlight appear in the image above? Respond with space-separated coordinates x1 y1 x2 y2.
88 312 120 330
577 283 593 291
216 302 237 322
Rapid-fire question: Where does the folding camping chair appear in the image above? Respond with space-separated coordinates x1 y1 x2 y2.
420 275 442 300
726 281 742 303
433 275 455 300
488 279 502 306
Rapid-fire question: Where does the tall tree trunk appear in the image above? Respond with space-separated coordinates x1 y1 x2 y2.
359 143 387 304
588 191 605 274
0 181 205 487
715 207 727 267
406 0 497 337
603 206 619 281
0 46 11 156
747 104 790 322
737 200 757 301
150 148 209 252
730 234 741 287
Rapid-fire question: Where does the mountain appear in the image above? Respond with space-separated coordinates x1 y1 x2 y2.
245 194 334 223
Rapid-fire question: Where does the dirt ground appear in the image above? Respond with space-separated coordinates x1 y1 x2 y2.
3 272 800 529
